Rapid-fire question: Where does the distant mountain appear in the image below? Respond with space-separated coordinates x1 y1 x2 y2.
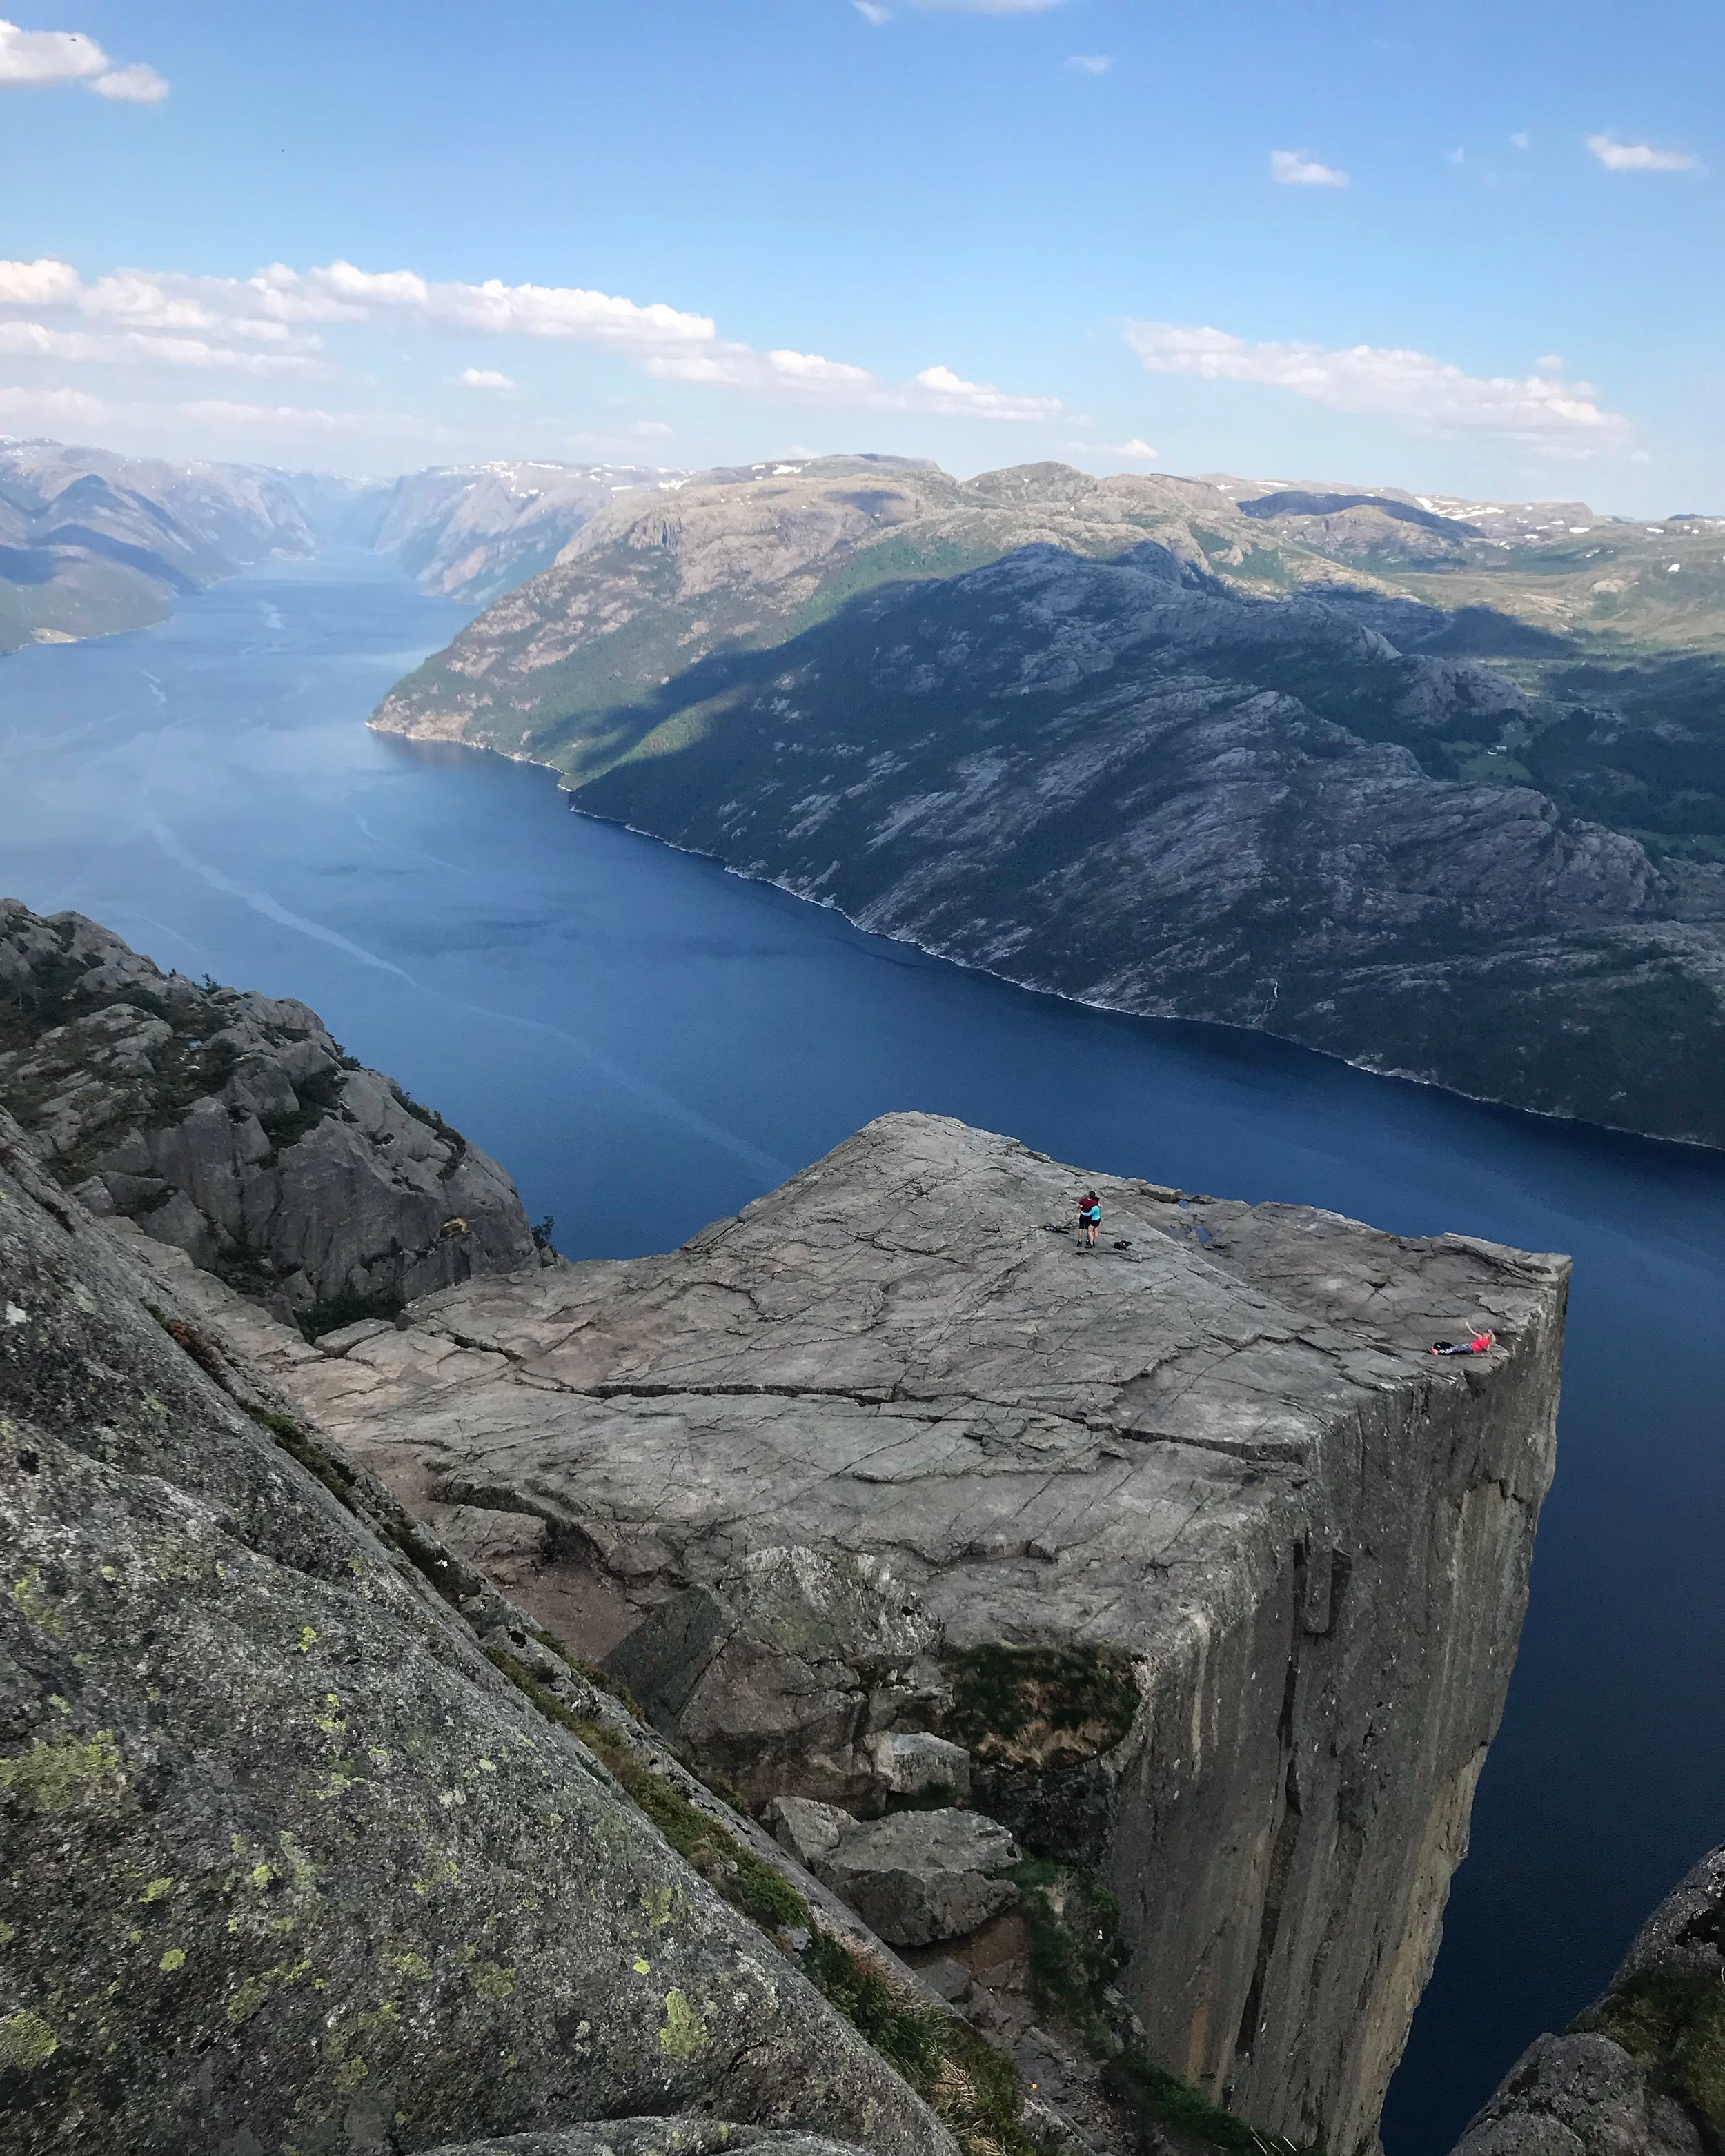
364 460 676 602
372 456 1725 1147
0 437 317 651
0 441 688 651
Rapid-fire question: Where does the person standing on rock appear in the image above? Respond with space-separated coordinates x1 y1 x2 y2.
1076 1191 1101 1249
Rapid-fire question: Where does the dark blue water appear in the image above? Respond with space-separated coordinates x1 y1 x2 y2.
2 554 1722 2153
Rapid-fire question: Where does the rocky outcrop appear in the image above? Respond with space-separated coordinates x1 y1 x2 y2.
1451 1843 1725 2156
0 898 536 1325
607 1547 943 1807
423 2129 873 2156
0 1107 972 2156
203 1108 1568 2156
768 1804 1023 1949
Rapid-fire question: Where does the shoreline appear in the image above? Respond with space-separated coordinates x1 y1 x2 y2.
367 711 1725 1163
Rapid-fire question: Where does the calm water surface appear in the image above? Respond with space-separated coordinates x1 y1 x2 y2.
2 555 1722 2155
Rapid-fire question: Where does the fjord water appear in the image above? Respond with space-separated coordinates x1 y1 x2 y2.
3 554 1722 2153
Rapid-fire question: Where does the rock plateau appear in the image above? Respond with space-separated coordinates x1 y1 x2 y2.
175 1106 1569 2156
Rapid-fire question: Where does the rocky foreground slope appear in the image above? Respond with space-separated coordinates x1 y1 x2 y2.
0 899 536 1327
1452 1841 1725 2155
168 1107 1569 2156
0 1109 968 2156
370 458 1725 1150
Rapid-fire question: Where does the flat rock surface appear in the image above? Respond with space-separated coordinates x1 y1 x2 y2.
264 1109 1567 1654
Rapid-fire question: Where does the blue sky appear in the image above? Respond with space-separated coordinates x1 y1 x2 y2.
1 0 1719 509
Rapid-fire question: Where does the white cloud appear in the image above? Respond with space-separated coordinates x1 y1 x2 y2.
907 364 1064 420
90 62 167 103
0 319 324 375
1270 149 1348 188
0 19 103 83
0 21 166 99
0 252 1066 428
0 381 105 423
909 0 1067 12
1510 131 1530 150
1586 132 1702 172
0 257 79 304
1107 438 1160 459
767 348 876 390
1124 319 1628 442
632 420 673 439
853 1 891 21
1446 147 1466 166
179 399 422 437
1067 53 1112 74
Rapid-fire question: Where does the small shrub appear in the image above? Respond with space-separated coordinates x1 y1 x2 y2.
945 1643 1140 1768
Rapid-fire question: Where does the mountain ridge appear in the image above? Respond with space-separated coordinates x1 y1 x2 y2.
366 455 1725 1149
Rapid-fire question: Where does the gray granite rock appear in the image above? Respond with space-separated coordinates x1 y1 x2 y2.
817 1810 1022 1949
868 1732 973 1806
422 2127 871 2156
214 1107 1568 2156
0 1108 954 2156
0 897 537 1321
606 1546 943 1804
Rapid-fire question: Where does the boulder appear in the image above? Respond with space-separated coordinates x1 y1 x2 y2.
604 1546 943 1805
765 1799 1021 1950
765 1797 853 1873
867 1731 972 1806
813 1810 1023 1950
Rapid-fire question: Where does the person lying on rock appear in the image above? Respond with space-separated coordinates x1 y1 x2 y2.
1076 1191 1101 1248
1430 1328 1496 1356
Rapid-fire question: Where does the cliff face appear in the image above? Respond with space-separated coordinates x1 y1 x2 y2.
1452 1842 1725 2156
0 900 536 1325
0 1107 964 2156
369 462 678 602
213 1111 1568 2156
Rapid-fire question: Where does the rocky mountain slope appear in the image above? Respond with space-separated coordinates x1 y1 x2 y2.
368 458 1725 1148
371 456 1385 767
0 437 318 651
198 1106 1568 2156
0 898 536 1328
1452 1841 1725 2155
0 1107 972 2156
